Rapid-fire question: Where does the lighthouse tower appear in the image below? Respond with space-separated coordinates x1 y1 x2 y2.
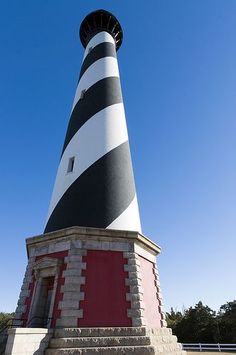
45 10 141 234
7 10 184 355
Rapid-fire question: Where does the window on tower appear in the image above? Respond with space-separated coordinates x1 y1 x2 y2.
80 89 86 100
67 157 75 173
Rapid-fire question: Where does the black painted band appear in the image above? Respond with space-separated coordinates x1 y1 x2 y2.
61 76 123 155
45 141 135 233
79 42 116 80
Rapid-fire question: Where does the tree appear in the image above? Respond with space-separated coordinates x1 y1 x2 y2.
0 312 15 354
218 300 236 342
166 308 183 332
169 301 218 343
0 312 14 331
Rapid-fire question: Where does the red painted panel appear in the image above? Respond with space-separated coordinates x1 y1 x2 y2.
79 250 131 327
138 255 162 327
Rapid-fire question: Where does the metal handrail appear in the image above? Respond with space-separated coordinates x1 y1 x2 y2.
0 318 17 355
26 316 53 327
0 318 15 335
0 316 53 334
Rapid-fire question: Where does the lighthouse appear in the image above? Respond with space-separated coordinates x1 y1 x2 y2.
45 10 141 234
6 10 185 355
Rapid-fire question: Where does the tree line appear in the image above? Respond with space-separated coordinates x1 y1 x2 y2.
166 300 236 343
1 300 235 344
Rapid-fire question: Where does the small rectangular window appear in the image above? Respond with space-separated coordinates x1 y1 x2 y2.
80 89 86 100
67 157 75 173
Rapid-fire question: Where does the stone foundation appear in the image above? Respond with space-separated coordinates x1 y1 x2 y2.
45 327 185 354
14 226 166 329
5 227 185 355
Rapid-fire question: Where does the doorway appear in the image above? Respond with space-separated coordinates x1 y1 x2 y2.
30 276 55 327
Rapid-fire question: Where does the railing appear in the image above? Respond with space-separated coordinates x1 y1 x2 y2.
183 343 236 352
0 316 52 333
0 318 15 355
26 316 52 328
0 318 14 335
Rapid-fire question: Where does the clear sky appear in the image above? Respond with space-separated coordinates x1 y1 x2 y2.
0 0 235 314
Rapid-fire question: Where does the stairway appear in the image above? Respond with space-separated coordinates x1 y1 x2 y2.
45 327 185 354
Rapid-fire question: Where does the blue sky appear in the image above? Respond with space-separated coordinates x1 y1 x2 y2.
0 0 235 313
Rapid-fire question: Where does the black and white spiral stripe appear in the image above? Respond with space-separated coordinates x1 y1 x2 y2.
44 31 141 233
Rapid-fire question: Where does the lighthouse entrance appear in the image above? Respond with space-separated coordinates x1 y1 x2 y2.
30 276 55 327
27 256 63 328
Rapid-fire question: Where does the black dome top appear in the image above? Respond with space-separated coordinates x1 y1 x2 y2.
80 10 123 50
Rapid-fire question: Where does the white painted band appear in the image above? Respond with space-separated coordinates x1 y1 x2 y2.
107 195 142 233
46 103 129 222
83 31 115 60
72 56 119 112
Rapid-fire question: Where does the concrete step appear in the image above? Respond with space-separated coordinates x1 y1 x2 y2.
49 336 151 348
54 327 147 338
148 328 174 337
45 327 184 355
45 345 156 355
150 337 182 352
53 327 174 339
154 342 183 352
150 335 178 344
